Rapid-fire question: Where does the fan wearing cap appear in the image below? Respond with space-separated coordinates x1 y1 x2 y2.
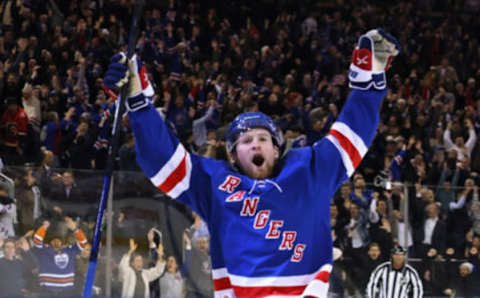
367 245 423 298
104 28 400 297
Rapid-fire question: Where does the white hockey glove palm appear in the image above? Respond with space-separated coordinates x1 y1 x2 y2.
348 29 400 90
103 53 154 111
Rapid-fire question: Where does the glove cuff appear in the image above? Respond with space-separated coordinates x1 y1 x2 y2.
349 67 386 90
126 93 152 112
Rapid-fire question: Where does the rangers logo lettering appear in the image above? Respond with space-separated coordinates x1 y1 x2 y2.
266 220 283 239
240 197 259 216
279 231 297 250
219 180 307 262
253 210 270 229
219 175 241 193
226 190 246 202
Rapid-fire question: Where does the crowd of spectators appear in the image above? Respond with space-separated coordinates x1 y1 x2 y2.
1 0 480 296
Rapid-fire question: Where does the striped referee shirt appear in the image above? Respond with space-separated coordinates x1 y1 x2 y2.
366 261 423 298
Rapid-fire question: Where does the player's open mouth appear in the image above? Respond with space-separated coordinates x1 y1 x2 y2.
252 154 265 167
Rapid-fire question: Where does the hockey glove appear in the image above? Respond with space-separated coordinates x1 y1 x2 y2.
348 29 400 90
103 53 154 112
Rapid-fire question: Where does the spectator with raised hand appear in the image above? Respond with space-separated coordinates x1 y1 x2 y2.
119 238 166 298
148 224 186 298
32 217 88 296
183 226 213 298
350 174 374 210
443 118 477 162
159 254 185 298
368 193 394 257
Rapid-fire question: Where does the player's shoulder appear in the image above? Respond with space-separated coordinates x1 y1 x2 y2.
283 146 313 161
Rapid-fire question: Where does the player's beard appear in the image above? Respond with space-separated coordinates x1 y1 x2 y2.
241 154 276 179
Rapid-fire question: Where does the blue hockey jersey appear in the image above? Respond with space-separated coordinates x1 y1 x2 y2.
32 226 88 290
129 89 386 297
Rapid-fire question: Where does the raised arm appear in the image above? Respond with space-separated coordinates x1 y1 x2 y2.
143 244 166 282
103 54 213 219
465 119 477 155
313 29 400 192
65 216 88 251
32 220 50 249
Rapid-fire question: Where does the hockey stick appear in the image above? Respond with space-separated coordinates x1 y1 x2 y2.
82 1 145 297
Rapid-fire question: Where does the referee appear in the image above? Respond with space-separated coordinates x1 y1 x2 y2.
366 245 423 298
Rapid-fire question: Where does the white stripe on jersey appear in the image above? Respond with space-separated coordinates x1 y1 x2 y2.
40 282 74 287
326 135 355 176
150 144 186 186
167 152 192 198
331 122 367 156
39 273 75 278
221 264 332 287
149 143 192 199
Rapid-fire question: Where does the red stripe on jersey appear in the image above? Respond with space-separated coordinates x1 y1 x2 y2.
232 285 306 297
139 66 149 90
329 129 362 168
314 270 330 283
158 151 187 193
213 277 232 291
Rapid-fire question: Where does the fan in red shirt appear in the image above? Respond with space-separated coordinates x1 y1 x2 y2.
1 97 29 165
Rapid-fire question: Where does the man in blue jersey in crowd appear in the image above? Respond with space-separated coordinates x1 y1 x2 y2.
104 29 400 297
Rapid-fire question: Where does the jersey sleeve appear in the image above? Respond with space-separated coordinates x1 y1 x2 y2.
312 89 386 192
32 226 47 249
128 104 213 219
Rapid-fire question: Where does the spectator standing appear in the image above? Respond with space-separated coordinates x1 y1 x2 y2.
74 243 105 296
443 119 477 162
0 238 26 296
367 245 423 298
0 184 16 240
159 255 185 298
16 168 43 234
0 97 28 165
21 83 41 131
415 202 447 259
119 133 141 172
368 194 394 257
119 238 166 298
32 217 88 296
48 170 84 219
350 175 374 210
442 262 478 297
183 226 213 298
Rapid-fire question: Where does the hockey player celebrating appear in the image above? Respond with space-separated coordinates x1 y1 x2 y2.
104 29 400 297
